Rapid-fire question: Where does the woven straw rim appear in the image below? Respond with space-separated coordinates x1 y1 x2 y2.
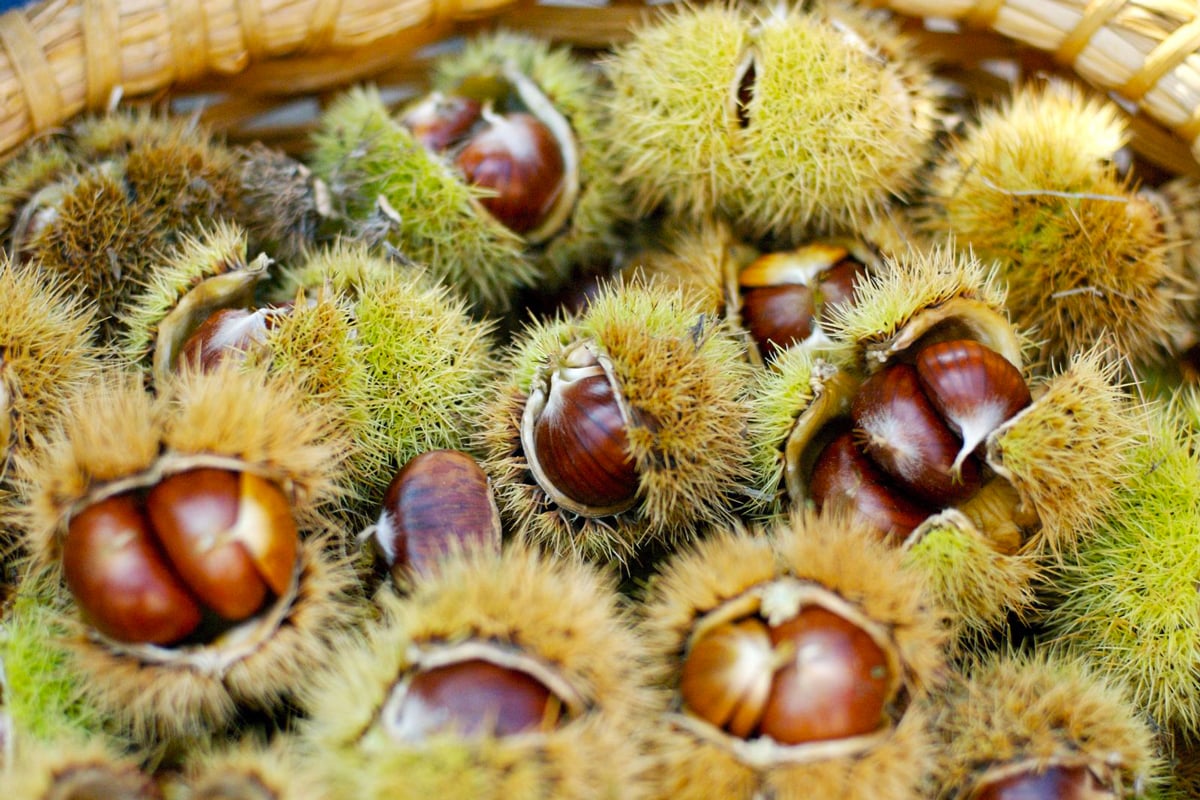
0 0 1199 176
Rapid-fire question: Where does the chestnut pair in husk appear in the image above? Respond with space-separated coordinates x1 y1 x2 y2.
641 513 945 800
14 365 359 747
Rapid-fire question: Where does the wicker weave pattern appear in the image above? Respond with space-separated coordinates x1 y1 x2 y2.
0 0 519 160
867 0 1200 162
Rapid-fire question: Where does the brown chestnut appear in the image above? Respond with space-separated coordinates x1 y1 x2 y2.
679 616 776 738
374 449 502 580
851 362 982 506
740 284 816 362
400 92 483 152
914 339 1032 472
146 468 297 622
388 658 559 741
179 306 275 372
454 110 565 235
814 257 867 323
522 344 639 517
63 493 204 645
808 430 935 543
758 605 892 745
969 764 1113 800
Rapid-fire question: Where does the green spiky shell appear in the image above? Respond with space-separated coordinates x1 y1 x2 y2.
1 734 159 800
431 30 626 290
262 243 496 513
479 280 754 566
308 86 535 313
0 258 102 468
300 544 654 800
619 218 749 316
639 512 945 800
0 572 108 749
167 736 330 800
604 1 937 239
745 347 854 519
921 81 1184 366
1044 402 1200 739
929 649 1160 798
901 517 1039 649
116 222 268 373
988 346 1144 558
4 115 243 344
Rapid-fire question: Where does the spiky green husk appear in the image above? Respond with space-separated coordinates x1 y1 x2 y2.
988 347 1143 558
433 31 626 289
823 243 1016 370
902 519 1038 649
745 346 828 519
266 244 496 512
1 572 107 749
116 222 263 370
169 732 329 799
1 734 157 800
301 545 654 800
922 81 1183 366
9 114 244 345
929 649 1160 798
0 258 102 457
479 281 754 566
308 86 535 312
620 218 745 316
604 2 937 238
1043 403 1200 737
640 512 945 800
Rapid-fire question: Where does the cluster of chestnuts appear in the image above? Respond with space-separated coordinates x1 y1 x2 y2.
3 4 1200 800
809 338 1032 541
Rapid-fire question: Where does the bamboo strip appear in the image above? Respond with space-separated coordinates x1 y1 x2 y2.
0 0 521 160
863 0 1200 162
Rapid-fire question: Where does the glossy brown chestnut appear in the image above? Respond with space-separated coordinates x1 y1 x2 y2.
63 493 204 645
679 616 776 739
374 449 502 579
814 257 867 323
528 349 639 515
389 658 559 741
146 468 297 622
758 606 892 745
180 307 274 372
455 111 565 235
969 765 1113 800
400 92 483 152
740 283 816 362
851 362 982 506
915 339 1032 472
808 431 935 543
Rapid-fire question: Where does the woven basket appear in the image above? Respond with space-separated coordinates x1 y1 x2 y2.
1 0 1199 180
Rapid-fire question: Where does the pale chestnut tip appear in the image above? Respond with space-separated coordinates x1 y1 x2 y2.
914 339 1032 474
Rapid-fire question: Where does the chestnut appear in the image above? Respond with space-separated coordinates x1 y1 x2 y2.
61 467 299 646
851 362 982 506
63 492 204 645
522 343 639 517
400 92 483 152
808 431 935 543
373 449 502 580
758 605 892 745
388 658 560 742
969 764 1111 800
179 306 275 372
454 109 566 235
914 339 1032 472
737 244 868 361
679 616 776 738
